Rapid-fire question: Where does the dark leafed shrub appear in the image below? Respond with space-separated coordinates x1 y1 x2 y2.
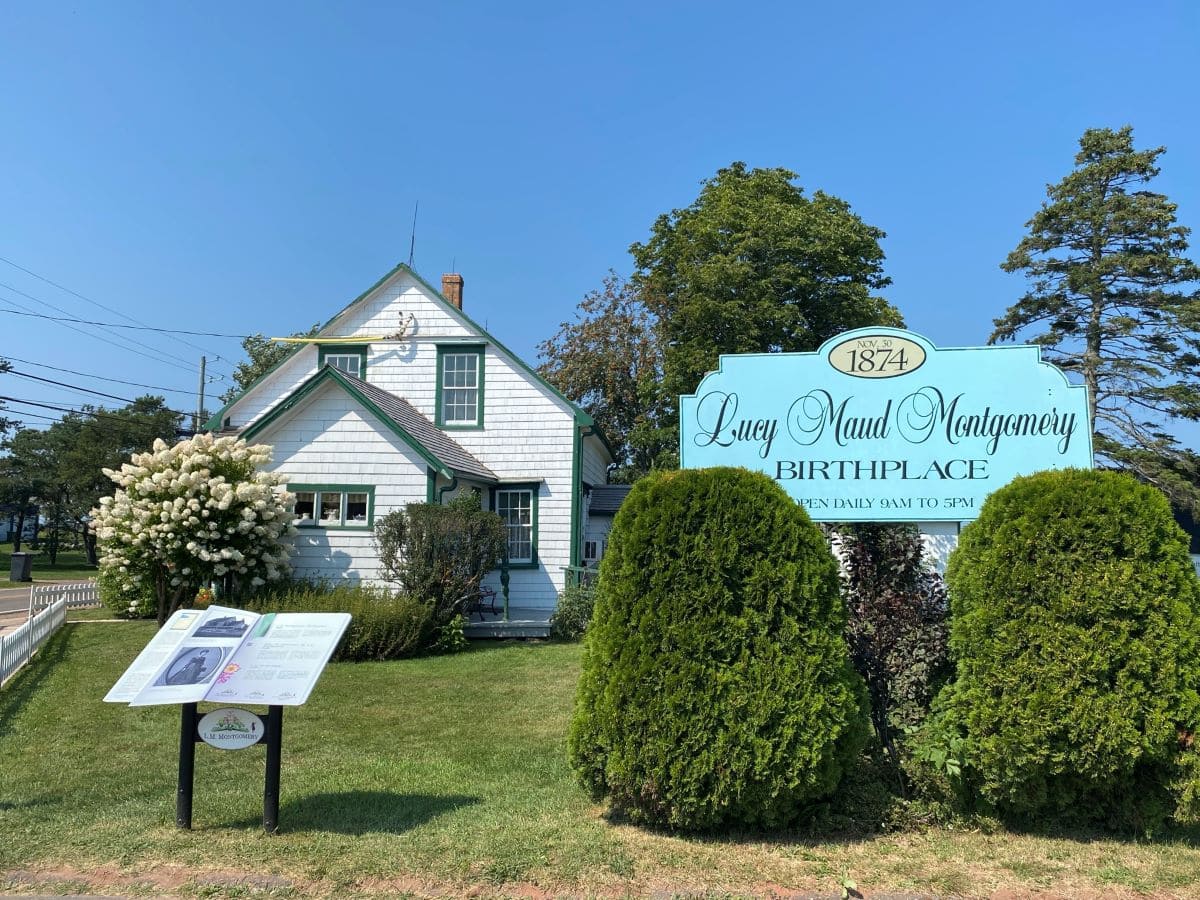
936 468 1200 829
568 467 869 831
374 494 508 628
839 524 950 779
241 580 432 661
549 580 596 641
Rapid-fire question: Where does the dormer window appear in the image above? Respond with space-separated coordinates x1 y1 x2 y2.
318 345 368 379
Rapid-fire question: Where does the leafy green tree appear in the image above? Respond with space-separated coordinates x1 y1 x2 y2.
630 162 902 461
540 164 902 475
537 274 667 480
1 397 181 562
59 397 182 563
221 326 319 403
0 427 53 552
993 126 1200 509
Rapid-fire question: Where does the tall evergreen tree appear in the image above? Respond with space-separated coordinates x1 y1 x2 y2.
993 126 1200 508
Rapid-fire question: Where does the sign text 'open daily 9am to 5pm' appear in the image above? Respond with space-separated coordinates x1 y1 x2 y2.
678 328 1093 522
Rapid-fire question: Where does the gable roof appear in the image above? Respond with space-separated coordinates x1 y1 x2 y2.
240 365 496 483
589 484 632 515
1174 506 1200 555
206 262 597 433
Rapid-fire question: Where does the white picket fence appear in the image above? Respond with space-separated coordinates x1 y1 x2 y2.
29 581 100 615
0 582 100 687
0 597 66 685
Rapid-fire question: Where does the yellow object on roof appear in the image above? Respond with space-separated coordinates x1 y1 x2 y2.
270 336 389 344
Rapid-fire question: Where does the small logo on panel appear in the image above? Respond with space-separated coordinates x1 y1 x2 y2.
198 708 263 751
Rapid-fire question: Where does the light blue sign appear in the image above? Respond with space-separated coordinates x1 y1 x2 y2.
679 328 1093 521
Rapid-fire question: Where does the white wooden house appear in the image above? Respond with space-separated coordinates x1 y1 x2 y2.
206 264 615 614
581 485 631 567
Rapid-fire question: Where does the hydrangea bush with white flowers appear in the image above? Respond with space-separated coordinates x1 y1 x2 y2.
92 433 295 624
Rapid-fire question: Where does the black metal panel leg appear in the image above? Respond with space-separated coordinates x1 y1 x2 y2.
263 705 283 833
176 703 197 829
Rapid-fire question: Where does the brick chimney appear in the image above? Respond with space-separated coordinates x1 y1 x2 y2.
442 273 464 309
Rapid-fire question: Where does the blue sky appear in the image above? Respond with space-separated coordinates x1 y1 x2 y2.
1 1 1197 430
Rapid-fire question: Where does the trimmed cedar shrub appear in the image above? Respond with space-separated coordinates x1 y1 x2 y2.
568 467 869 831
937 468 1200 829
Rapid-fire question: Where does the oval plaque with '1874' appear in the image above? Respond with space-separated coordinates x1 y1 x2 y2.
678 327 1093 522
827 333 926 378
198 707 263 750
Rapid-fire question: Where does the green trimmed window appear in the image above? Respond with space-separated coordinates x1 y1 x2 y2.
318 345 368 379
493 485 537 566
436 345 485 428
292 484 375 529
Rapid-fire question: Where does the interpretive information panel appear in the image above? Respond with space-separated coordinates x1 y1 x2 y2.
105 605 350 707
678 327 1093 522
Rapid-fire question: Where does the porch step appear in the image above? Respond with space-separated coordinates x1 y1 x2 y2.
464 606 552 639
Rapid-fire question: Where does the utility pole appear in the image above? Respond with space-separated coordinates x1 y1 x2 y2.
195 356 206 435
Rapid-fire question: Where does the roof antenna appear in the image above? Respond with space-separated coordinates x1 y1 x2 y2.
407 200 419 267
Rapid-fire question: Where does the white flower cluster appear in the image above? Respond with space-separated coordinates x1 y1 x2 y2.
92 433 295 605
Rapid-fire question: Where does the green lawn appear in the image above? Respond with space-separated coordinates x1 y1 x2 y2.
1 548 96 589
3 624 1200 898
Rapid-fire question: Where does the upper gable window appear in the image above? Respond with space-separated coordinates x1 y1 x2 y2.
318 345 368 379
436 345 485 429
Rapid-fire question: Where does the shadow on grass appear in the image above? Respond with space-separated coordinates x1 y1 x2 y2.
0 794 61 812
997 817 1200 848
230 791 481 835
600 799 1200 852
593 747 907 848
0 627 73 737
600 805 880 849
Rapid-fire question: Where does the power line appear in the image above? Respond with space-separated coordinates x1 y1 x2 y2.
6 369 194 417
0 355 197 396
0 305 251 338
0 283 204 375
0 254 238 369
6 370 195 419
1 396 187 425
0 278 214 369
7 369 137 406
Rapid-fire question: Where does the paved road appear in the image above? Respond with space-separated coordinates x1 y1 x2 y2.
0 586 33 614
0 580 95 614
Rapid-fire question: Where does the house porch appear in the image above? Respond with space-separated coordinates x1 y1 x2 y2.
463 606 552 639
